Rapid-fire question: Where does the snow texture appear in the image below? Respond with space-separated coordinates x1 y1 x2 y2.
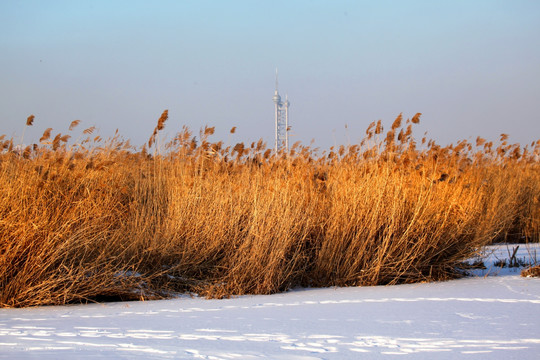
1 244 539 359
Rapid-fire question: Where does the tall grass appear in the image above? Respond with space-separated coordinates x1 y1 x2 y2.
1 112 538 307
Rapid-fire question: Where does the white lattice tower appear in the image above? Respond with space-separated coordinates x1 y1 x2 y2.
273 69 290 153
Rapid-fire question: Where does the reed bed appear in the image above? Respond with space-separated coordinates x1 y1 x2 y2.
1 112 539 307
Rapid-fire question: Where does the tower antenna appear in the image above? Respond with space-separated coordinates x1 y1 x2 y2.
273 69 290 153
275 68 279 92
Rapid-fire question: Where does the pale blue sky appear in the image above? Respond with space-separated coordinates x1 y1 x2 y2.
1 0 539 150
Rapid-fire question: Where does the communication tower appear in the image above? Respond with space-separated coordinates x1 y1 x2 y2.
273 69 290 152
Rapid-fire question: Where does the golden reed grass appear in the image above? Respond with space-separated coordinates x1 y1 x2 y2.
0 112 539 307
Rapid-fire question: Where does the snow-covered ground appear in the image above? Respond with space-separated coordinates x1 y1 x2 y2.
1 244 539 359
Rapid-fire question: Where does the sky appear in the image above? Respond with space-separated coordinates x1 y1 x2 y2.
1 0 539 151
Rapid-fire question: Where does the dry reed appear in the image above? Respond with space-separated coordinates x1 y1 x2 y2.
1 112 538 307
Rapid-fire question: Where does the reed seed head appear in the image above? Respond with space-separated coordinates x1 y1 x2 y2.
83 126 96 135
40 128 52 143
69 120 81 131
375 120 383 135
391 113 403 130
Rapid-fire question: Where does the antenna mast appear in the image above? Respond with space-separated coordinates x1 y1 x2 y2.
273 68 290 153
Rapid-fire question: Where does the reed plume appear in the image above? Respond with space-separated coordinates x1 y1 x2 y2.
40 128 52 143
148 109 169 148
26 115 35 126
69 120 81 131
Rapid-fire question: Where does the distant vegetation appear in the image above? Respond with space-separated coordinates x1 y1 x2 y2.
1 111 538 307
522 265 540 277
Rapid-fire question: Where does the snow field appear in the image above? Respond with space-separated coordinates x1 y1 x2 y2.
0 244 539 359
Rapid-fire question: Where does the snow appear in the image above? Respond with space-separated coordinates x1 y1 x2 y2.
1 244 539 359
